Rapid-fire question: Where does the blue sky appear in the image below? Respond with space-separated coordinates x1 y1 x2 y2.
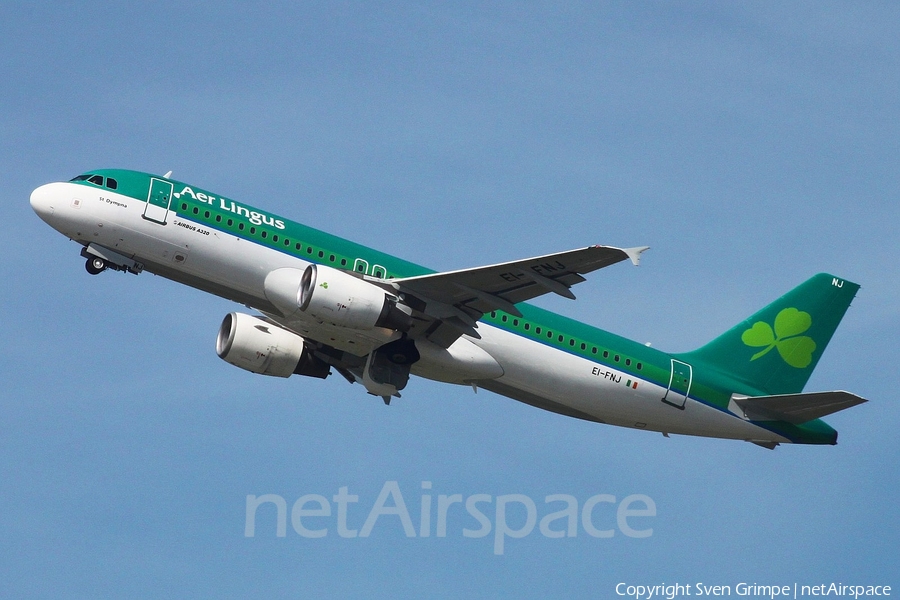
2 2 898 597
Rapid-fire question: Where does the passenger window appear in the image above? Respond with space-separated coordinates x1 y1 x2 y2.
106 178 118 190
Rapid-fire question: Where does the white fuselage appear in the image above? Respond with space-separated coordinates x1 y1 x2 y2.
30 181 786 444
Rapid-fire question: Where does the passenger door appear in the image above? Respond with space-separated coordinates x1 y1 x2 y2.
662 359 692 409
143 178 174 224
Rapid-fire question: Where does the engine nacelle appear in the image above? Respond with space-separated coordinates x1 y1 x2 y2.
295 264 411 331
216 312 329 378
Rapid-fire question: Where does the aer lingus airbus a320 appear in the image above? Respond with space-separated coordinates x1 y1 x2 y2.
30 170 867 448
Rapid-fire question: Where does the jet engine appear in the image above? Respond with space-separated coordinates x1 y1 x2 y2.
288 264 411 331
216 312 330 378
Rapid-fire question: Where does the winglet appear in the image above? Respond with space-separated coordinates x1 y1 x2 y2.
624 246 650 266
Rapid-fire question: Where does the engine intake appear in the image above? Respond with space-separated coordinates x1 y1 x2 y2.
216 312 329 379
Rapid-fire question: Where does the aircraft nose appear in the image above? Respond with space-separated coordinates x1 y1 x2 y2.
30 184 56 222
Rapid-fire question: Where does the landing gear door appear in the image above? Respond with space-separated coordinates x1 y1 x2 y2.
143 178 174 224
662 359 692 409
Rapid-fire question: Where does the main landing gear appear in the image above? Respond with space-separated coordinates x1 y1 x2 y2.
85 256 107 275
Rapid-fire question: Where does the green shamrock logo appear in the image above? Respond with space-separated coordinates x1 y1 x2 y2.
320 282 329 289
741 307 817 368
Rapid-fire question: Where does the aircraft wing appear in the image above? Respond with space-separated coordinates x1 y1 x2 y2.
388 245 648 346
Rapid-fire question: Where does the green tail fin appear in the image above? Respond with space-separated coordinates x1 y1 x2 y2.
679 273 860 395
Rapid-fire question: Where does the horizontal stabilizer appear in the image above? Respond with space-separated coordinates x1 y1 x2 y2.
730 391 867 424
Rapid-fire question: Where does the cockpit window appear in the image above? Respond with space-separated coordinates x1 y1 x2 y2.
70 174 119 190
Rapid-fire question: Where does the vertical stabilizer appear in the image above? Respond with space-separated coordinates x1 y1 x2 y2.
679 273 859 395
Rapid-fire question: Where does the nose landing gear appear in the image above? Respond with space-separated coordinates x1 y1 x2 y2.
79 244 143 275
85 256 107 275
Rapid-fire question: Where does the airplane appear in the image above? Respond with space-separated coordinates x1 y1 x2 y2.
29 169 867 449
